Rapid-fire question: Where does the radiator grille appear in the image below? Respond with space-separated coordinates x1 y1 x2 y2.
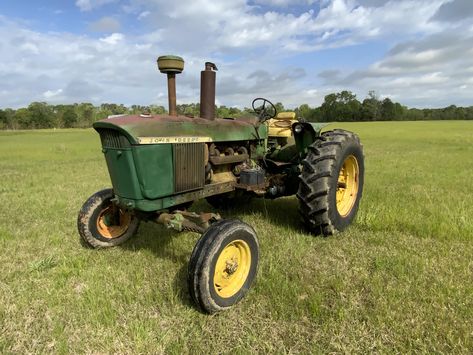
173 143 205 193
97 129 127 148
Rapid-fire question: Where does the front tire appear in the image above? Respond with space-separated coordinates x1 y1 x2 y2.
297 130 364 235
188 219 259 314
77 189 140 248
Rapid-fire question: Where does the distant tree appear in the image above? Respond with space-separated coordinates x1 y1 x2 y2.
466 106 473 120
394 103 406 120
2 108 16 129
14 108 31 129
2 96 473 130
100 103 127 115
361 91 381 121
380 98 395 121
27 102 54 128
274 102 285 113
62 107 78 128
76 103 96 127
442 105 458 120
296 104 312 121
217 105 230 118
235 107 255 118
0 109 6 129
320 91 361 121
406 108 423 120
149 105 166 115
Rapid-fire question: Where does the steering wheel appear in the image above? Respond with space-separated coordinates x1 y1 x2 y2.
252 98 277 122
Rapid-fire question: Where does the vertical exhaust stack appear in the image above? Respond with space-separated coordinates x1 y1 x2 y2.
157 55 184 117
200 62 218 120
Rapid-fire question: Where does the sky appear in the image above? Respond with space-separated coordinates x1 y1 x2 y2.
0 0 472 109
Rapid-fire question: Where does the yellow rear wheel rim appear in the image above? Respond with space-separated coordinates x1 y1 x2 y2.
214 240 251 298
336 155 359 217
96 206 131 239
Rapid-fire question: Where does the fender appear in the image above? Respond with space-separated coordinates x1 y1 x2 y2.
292 122 330 154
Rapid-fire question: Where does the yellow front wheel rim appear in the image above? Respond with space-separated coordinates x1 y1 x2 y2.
96 206 131 239
336 155 359 217
214 240 251 298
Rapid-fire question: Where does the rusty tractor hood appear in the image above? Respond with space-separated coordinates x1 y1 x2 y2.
93 114 268 144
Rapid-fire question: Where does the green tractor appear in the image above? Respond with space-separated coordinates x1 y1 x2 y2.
78 55 364 313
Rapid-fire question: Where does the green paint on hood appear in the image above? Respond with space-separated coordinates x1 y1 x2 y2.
93 114 268 144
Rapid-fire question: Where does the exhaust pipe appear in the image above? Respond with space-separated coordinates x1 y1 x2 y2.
200 62 217 120
157 55 184 117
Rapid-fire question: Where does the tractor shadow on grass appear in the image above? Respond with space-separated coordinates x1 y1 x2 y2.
118 196 304 311
215 196 304 233
119 216 200 310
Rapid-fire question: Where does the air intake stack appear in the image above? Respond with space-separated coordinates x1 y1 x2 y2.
200 62 218 120
157 55 184 117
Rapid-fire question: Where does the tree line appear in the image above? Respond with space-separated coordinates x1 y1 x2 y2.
1 91 472 129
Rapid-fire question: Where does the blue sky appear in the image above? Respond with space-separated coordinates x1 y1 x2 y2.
1 0 472 109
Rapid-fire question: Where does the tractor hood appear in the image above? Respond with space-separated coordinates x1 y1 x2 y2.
93 114 267 144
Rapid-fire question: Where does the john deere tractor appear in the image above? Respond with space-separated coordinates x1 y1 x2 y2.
78 55 364 313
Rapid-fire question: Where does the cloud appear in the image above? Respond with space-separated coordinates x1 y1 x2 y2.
99 33 124 44
138 11 150 20
43 89 63 99
320 30 473 106
128 0 446 56
252 0 318 6
88 16 121 32
1 1 473 109
75 0 116 12
430 0 473 22
318 69 341 81
0 17 161 107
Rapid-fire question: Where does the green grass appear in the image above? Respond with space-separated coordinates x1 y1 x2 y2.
1 122 472 353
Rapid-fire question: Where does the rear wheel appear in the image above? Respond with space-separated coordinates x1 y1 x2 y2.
297 130 364 235
188 219 259 313
77 188 140 248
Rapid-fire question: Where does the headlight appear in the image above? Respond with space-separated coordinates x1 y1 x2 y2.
294 124 303 134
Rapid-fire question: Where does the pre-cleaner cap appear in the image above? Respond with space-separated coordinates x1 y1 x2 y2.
157 55 184 74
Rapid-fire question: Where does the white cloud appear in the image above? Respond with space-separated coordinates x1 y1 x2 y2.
20 42 40 54
1 1 473 109
75 0 116 12
138 11 150 20
127 0 446 56
253 0 318 5
99 33 124 44
43 89 63 99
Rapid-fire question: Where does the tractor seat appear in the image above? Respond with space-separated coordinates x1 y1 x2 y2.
267 111 297 138
275 112 296 120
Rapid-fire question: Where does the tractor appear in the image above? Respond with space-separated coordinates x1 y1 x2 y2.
77 55 364 314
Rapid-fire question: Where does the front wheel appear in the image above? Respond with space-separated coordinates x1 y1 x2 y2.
297 129 364 235
77 188 140 248
188 219 259 313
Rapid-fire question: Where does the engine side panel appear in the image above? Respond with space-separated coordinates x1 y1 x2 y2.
132 144 174 199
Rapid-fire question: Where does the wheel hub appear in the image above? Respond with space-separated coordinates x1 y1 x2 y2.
336 155 359 217
96 206 131 239
225 259 238 275
213 240 251 298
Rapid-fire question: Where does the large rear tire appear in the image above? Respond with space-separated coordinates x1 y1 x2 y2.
188 219 259 313
297 129 364 235
77 189 140 248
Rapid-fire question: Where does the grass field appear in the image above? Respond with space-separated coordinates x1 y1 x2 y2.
1 121 472 353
